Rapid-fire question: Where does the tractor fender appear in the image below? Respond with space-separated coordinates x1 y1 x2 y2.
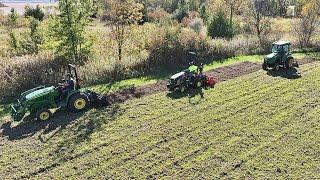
29 101 52 114
66 91 85 103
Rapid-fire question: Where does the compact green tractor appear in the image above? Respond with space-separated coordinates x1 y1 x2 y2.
262 41 298 71
11 64 108 122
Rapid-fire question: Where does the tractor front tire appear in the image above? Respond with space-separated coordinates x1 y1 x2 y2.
274 64 280 71
262 63 268 71
36 108 52 121
68 93 89 112
195 80 202 88
179 85 186 93
286 58 294 68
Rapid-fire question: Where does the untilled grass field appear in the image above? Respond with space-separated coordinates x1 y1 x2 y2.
1 62 320 179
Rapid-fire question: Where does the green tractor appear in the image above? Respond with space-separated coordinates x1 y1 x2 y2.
11 64 108 122
262 41 298 71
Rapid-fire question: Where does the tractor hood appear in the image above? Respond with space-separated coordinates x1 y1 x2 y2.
170 72 186 80
25 86 56 101
11 86 56 122
265 53 277 60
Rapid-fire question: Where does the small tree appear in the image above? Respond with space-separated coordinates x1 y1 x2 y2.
21 18 43 55
108 0 143 62
293 0 320 48
224 0 242 26
7 8 20 55
8 8 19 27
8 30 20 54
24 5 45 21
199 3 208 23
50 0 94 64
208 10 234 38
246 0 271 43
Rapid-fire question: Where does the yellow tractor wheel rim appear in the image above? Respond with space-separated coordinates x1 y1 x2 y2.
197 81 202 87
40 112 50 121
288 59 293 67
74 98 86 110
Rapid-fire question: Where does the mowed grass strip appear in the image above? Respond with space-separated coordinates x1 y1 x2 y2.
1 62 320 179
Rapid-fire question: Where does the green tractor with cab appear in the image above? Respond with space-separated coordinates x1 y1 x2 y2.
11 64 108 122
262 41 299 71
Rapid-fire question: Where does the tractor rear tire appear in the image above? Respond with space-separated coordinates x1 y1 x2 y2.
196 80 202 88
68 93 89 112
286 58 294 68
35 108 52 121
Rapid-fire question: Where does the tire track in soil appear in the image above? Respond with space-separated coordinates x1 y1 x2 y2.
105 59 314 104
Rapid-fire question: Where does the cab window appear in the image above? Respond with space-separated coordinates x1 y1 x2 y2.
283 45 289 53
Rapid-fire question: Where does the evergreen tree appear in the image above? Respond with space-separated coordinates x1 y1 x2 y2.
208 10 234 38
199 3 208 23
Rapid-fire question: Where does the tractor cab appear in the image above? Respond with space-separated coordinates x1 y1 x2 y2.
263 41 298 71
271 41 290 54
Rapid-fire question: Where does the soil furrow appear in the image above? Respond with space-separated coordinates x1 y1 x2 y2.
105 59 314 105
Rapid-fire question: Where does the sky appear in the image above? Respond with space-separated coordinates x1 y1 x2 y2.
0 0 53 2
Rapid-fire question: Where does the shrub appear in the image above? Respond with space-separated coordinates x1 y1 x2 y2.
181 11 199 26
7 18 44 56
188 0 199 12
188 17 205 34
0 56 65 102
208 10 234 39
147 8 172 25
24 5 45 21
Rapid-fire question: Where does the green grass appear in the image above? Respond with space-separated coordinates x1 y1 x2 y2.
1 62 320 178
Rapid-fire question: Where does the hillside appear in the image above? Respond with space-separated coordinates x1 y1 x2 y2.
1 59 320 179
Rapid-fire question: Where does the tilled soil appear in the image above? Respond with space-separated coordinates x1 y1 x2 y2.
105 59 315 104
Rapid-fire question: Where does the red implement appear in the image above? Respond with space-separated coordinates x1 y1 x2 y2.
207 76 217 87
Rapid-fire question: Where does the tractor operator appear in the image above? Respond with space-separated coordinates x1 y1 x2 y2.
187 61 198 82
188 61 198 74
65 74 75 90
58 74 75 100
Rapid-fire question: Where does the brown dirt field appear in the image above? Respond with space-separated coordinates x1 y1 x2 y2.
105 59 314 104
